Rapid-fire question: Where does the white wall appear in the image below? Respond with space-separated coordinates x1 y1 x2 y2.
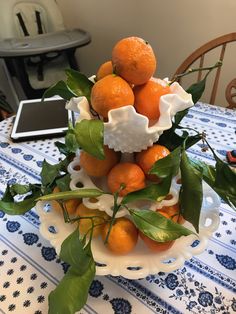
57 0 236 106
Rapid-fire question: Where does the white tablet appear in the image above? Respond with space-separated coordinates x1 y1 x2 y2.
11 97 73 142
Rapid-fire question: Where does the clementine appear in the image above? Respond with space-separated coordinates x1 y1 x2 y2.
80 145 120 177
101 217 138 254
134 78 171 121
136 144 170 181
139 232 174 252
75 203 109 237
107 162 146 196
112 36 156 85
157 203 185 224
91 74 134 118
139 211 174 252
96 61 113 80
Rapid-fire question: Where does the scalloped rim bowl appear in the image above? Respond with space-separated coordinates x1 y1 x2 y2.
36 163 220 279
66 79 194 153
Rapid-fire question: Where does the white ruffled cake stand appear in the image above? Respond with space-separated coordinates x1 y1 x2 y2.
36 181 220 279
36 79 220 279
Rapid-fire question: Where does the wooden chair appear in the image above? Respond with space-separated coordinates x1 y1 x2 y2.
173 33 236 109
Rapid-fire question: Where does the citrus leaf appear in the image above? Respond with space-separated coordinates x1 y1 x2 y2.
186 78 206 104
122 176 172 204
65 69 94 101
158 128 201 152
1 185 14 202
150 147 181 178
48 260 95 314
74 119 104 159
48 229 95 314
0 191 41 215
9 184 33 196
37 188 105 201
65 127 80 153
40 160 61 187
56 174 71 192
42 80 77 101
129 209 194 242
180 151 203 232
190 158 236 209
54 141 74 157
59 229 92 274
174 108 189 125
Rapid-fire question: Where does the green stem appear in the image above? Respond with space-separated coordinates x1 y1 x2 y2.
104 197 120 245
104 184 125 245
170 61 222 84
60 202 71 223
202 134 220 161
173 123 202 135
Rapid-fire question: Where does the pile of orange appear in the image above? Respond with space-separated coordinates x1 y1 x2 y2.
92 36 171 122
65 36 183 255
76 141 184 254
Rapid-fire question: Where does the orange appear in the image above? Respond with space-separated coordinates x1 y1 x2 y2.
136 144 170 181
112 36 156 85
101 217 138 254
107 162 146 196
51 186 81 215
139 211 174 252
139 232 174 252
96 61 113 80
80 145 120 177
75 203 109 237
157 203 185 224
91 74 134 118
134 78 171 121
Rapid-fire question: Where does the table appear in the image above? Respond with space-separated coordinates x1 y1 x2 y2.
0 102 235 314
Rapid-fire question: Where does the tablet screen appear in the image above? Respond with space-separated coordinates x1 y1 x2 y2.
11 98 72 141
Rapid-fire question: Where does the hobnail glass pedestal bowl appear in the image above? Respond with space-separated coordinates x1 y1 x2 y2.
66 80 193 153
36 167 220 280
36 78 220 279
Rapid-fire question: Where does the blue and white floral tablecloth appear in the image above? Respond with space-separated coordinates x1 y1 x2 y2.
0 102 235 314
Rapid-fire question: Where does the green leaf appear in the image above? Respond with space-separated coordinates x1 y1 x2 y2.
54 141 74 157
74 119 104 159
123 148 181 205
186 78 206 104
1 185 14 202
56 174 71 192
122 176 172 204
158 128 201 152
190 158 236 209
37 188 105 201
48 260 95 314
65 126 80 153
40 160 61 187
48 229 95 314
10 184 33 196
40 158 71 188
0 191 41 215
150 147 181 178
60 229 93 274
42 80 77 101
129 209 194 242
180 150 203 232
66 69 94 101
215 158 236 193
174 108 189 125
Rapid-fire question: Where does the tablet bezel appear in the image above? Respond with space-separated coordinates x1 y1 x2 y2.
11 97 72 142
